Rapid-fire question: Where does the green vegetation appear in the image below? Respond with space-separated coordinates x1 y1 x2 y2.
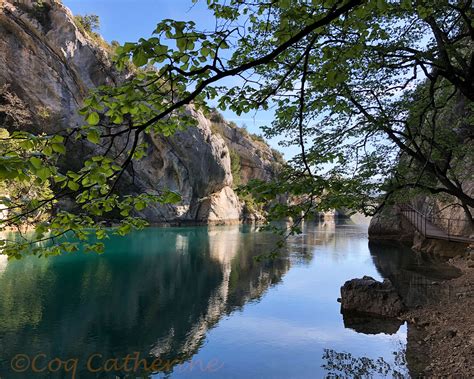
1 0 473 257
271 149 285 165
36 106 51 120
208 108 226 124
240 192 263 217
0 128 54 228
208 110 280 158
249 133 265 143
18 0 52 31
229 148 241 187
209 121 223 137
73 14 100 34
73 14 116 54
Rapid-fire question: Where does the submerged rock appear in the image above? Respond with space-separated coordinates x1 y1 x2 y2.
340 276 405 317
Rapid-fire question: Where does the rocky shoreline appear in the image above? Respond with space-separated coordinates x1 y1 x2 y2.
340 252 473 377
400 255 474 377
366 202 473 375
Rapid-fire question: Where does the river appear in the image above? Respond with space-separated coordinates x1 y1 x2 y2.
0 221 460 378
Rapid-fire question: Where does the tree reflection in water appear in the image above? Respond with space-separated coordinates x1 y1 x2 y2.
322 345 408 378
327 240 462 378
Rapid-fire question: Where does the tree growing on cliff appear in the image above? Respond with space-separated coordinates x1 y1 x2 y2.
74 14 100 34
0 0 473 257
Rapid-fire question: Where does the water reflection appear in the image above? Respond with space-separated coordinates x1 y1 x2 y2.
0 223 425 378
342 311 404 335
339 240 463 377
321 347 408 378
0 225 290 377
339 240 461 338
369 241 461 307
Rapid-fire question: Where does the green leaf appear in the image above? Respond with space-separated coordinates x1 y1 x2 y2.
51 135 65 144
67 181 80 191
280 0 290 9
87 130 100 144
177 38 187 52
36 167 51 182
134 201 146 211
52 143 66 154
29 157 42 169
377 0 387 11
132 49 148 67
162 191 182 204
43 145 53 156
86 112 100 126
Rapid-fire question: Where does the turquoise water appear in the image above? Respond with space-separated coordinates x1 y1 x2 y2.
0 222 427 378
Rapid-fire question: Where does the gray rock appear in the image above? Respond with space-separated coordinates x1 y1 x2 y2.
211 121 279 183
0 0 282 224
340 276 405 317
368 206 414 242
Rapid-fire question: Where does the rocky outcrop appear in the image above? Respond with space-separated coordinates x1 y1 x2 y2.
339 276 405 317
209 119 281 184
0 0 282 224
0 0 116 132
368 206 414 242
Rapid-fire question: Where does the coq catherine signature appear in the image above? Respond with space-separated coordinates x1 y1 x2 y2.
9 352 224 378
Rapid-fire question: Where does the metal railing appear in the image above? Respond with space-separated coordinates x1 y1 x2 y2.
398 205 427 236
398 204 473 243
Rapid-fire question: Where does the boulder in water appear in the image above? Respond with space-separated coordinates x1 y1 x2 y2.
340 276 405 317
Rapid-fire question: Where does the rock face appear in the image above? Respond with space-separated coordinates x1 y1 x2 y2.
210 120 280 184
369 201 472 256
0 0 281 224
0 0 116 132
368 98 473 256
340 276 405 317
368 206 414 242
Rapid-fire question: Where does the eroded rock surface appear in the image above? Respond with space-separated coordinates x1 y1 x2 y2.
340 275 405 317
368 206 414 242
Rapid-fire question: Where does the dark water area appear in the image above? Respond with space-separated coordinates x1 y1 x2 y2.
0 222 460 378
369 240 461 308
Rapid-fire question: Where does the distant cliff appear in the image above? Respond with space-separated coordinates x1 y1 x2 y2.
0 0 282 224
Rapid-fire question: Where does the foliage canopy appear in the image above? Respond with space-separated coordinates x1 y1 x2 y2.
0 0 473 257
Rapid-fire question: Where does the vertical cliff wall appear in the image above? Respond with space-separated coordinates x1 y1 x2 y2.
0 0 282 224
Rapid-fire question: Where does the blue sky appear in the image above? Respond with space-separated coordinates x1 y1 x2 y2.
63 0 296 157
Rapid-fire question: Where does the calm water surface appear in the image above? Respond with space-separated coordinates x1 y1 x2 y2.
0 222 456 378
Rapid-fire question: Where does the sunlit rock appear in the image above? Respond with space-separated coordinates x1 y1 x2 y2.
340 276 405 318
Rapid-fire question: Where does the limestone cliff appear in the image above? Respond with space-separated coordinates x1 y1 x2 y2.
0 0 282 224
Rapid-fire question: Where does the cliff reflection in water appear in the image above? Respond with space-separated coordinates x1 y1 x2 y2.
336 240 462 378
0 225 291 377
369 241 461 308
341 241 461 336
1 222 414 378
